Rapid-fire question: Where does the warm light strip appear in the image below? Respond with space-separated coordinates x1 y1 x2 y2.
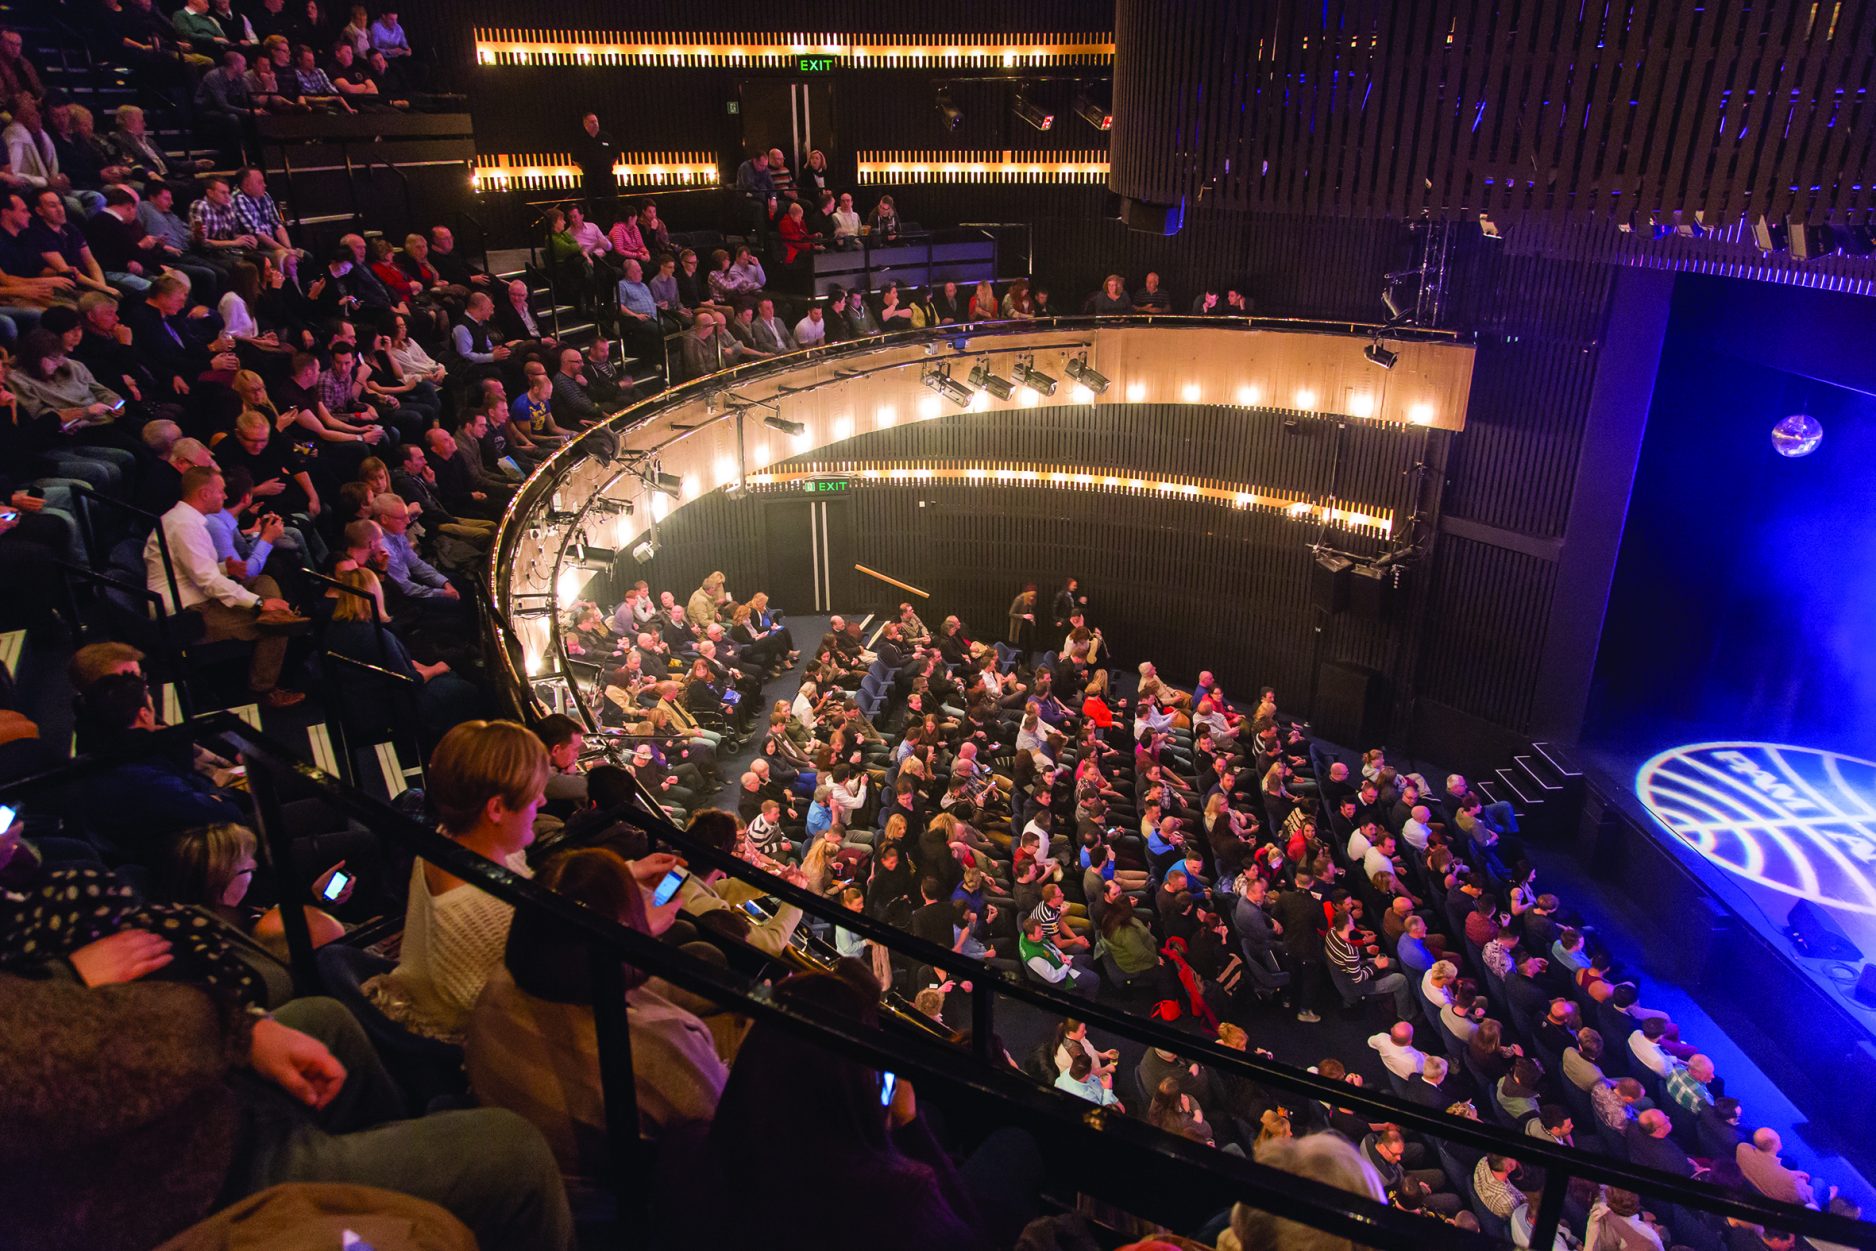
746 461 1395 537
471 152 720 191
856 150 1109 184
472 29 1114 68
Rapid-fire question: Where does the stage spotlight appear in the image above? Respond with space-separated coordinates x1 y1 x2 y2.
646 471 683 497
936 88 963 131
1063 352 1109 394
921 362 976 407
967 359 1015 400
631 538 659 564
763 415 806 437
1011 354 1057 396
1364 341 1398 370
1013 88 1054 132
1073 85 1112 131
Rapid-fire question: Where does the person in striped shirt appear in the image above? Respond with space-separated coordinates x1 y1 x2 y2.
1326 909 1414 1018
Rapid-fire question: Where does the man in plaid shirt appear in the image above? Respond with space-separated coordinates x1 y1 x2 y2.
187 176 257 261
1663 1054 1718 1114
232 167 301 277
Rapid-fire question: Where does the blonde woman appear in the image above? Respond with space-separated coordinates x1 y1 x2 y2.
363 720 549 1041
967 279 998 321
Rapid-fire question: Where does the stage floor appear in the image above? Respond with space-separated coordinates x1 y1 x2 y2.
1584 737 1876 1019
1572 734 1876 1205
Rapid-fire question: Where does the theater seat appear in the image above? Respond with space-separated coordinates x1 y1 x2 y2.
316 942 467 1115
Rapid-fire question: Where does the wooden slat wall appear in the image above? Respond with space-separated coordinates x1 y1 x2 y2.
1416 534 1560 730
1110 0 1876 229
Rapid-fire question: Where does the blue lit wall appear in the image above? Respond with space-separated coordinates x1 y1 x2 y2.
1587 274 1876 753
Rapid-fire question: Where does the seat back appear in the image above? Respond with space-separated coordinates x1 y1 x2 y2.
315 942 467 1115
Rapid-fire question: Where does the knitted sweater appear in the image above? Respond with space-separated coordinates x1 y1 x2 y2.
365 851 531 1042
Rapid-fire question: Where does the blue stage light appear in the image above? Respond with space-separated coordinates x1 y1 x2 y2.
1636 742 1876 916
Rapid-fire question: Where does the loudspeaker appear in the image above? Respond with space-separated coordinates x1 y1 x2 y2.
1349 564 1406 618
1854 963 1876 1007
1314 662 1388 748
1119 195 1186 236
1785 900 1863 962
1311 555 1351 613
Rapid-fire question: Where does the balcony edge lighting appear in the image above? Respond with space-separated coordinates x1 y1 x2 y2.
745 460 1396 538
471 152 719 192
472 30 1116 69
856 150 1109 185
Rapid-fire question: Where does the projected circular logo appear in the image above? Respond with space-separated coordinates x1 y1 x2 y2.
1636 743 1876 916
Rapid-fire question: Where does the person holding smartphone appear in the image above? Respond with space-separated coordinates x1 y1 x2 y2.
467 846 723 1185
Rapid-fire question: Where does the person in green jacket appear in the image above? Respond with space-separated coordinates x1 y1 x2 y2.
1097 896 1168 994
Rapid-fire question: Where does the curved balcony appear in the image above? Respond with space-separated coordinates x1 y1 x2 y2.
486 314 1476 727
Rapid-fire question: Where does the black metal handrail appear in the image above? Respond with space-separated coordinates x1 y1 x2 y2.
7 717 1867 1248
99 716 1503 1248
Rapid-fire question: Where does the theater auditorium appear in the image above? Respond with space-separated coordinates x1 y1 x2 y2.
3 1 1876 1248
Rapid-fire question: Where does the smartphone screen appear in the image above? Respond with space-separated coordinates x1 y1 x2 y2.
0 804 15 830
880 1070 898 1107
651 866 689 907
741 899 765 919
320 870 352 902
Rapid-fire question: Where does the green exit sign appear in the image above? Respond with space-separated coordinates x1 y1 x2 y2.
802 477 850 494
797 55 839 72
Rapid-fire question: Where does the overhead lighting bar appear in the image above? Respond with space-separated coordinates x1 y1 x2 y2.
921 362 976 407
1013 89 1055 131
855 149 1108 184
1063 352 1110 394
470 151 718 192
472 30 1116 68
967 360 1015 400
1010 354 1057 395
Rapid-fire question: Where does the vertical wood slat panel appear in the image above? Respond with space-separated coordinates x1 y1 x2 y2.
1110 0 1876 228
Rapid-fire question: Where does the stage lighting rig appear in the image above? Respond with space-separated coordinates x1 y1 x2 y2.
645 470 683 497
1013 87 1054 131
1073 84 1112 131
1063 352 1109 394
936 87 963 131
763 415 806 436
967 359 1015 400
921 362 976 407
1011 353 1057 396
1363 340 1398 370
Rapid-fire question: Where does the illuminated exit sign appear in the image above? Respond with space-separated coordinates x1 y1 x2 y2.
802 477 850 493
797 55 839 72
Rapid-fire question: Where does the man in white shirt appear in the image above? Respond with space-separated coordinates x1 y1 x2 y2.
1400 804 1433 852
1367 1021 1427 1080
145 466 308 707
793 303 826 346
1628 1017 1679 1078
1361 833 1398 884
1345 822 1374 865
